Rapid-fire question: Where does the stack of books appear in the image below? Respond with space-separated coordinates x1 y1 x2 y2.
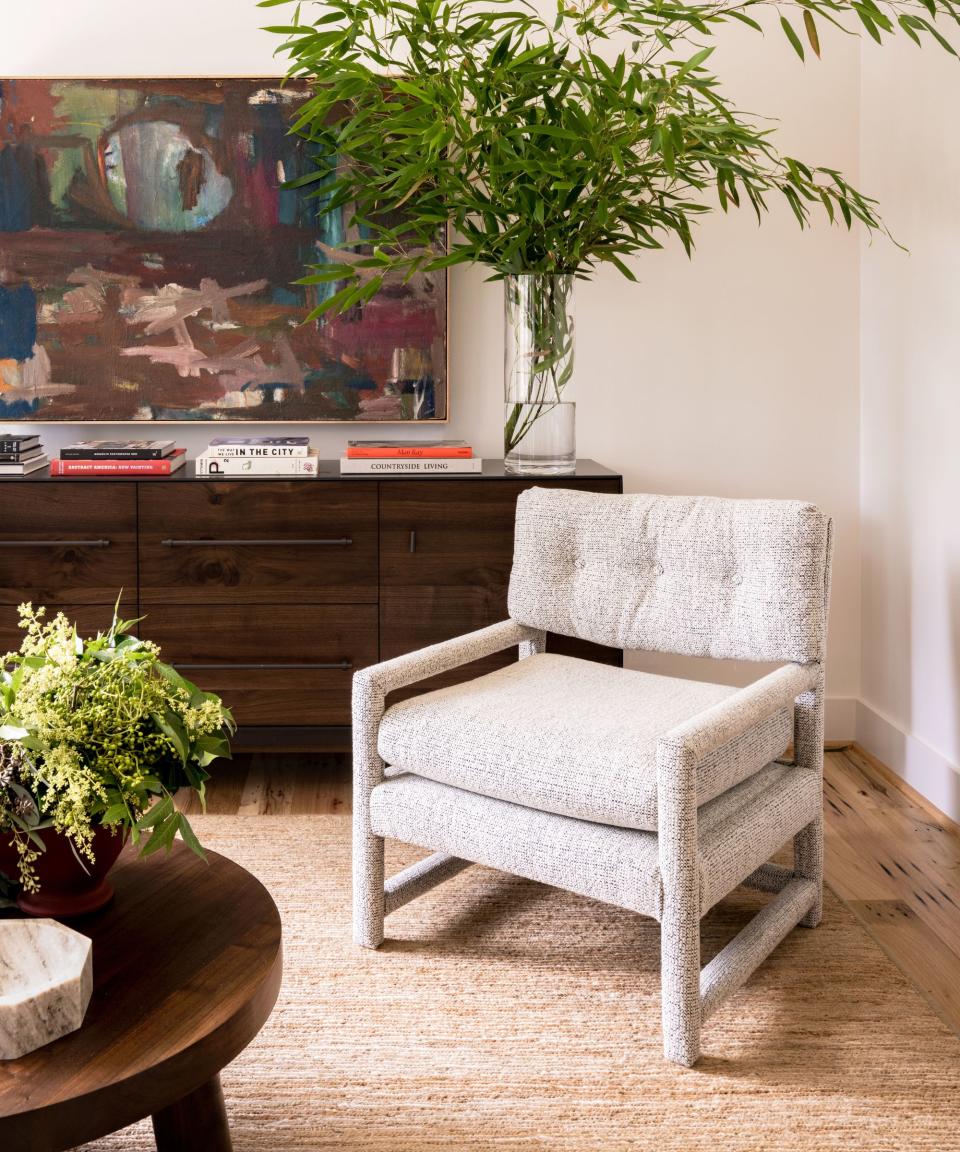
339 440 481 474
0 433 49 475
196 436 319 477
50 440 186 476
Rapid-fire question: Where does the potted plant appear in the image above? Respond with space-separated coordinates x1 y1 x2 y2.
262 0 958 472
0 602 235 917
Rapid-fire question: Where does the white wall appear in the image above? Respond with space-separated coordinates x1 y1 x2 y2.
0 2 863 730
860 38 960 818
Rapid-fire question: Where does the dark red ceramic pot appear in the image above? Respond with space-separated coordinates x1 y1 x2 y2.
0 823 126 917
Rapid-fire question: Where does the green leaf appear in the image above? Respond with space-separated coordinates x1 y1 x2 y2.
522 124 581 140
152 709 189 765
676 46 715 80
605 252 639 281
856 7 884 43
898 13 923 44
283 168 338 189
490 31 513 68
917 16 959 54
176 813 207 860
780 16 806 60
139 816 179 857
725 10 763 31
137 795 174 830
303 279 364 321
659 125 675 177
153 660 203 701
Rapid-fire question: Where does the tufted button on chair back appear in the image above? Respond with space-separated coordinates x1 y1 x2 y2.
508 488 833 665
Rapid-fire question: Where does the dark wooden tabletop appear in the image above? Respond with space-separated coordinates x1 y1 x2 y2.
0 458 620 482
0 843 283 1152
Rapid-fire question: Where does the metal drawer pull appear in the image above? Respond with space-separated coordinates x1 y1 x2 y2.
409 530 416 553
0 539 111 548
160 538 352 547
174 661 353 671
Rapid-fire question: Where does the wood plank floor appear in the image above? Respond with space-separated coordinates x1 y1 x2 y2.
184 744 960 1037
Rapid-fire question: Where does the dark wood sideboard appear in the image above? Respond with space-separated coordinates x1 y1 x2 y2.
0 460 622 748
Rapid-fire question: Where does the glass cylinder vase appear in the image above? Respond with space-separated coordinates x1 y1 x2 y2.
503 273 576 475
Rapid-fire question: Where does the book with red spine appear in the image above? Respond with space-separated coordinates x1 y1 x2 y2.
50 449 187 476
346 439 472 459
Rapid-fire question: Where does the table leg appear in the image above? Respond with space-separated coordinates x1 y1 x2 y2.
152 1073 232 1152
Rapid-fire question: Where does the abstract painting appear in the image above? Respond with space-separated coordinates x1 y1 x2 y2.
0 79 447 422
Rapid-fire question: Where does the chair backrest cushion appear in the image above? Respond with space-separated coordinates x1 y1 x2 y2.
508 488 833 664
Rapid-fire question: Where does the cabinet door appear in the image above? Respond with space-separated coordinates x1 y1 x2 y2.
139 481 378 605
0 485 137 605
381 480 528 591
379 478 622 697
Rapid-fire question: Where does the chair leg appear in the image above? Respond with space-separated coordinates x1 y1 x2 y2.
353 828 385 949
657 739 702 1066
352 670 387 949
660 893 702 1066
793 813 823 928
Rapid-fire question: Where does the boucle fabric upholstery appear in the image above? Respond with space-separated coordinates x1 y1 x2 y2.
353 489 834 1068
378 653 793 832
369 761 821 923
352 619 541 954
508 488 831 664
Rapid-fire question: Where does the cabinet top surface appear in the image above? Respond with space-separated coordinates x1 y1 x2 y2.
0 459 620 482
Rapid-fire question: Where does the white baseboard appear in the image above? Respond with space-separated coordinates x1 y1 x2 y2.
825 696 857 743
855 700 960 823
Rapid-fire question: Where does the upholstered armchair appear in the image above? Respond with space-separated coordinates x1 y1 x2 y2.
352 489 833 1066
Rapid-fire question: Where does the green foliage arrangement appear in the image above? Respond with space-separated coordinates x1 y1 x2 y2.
0 603 235 892
262 0 959 317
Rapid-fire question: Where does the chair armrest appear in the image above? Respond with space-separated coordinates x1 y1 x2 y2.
353 618 540 698
352 618 539 819
655 661 821 916
659 662 820 764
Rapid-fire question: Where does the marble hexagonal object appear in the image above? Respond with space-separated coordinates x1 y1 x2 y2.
0 919 93 1060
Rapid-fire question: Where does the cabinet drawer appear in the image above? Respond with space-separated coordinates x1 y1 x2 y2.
0 600 138 655
138 482 378 604
380 478 622 587
144 604 378 726
0 485 136 604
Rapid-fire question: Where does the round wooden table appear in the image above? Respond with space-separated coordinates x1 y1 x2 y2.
0 842 283 1152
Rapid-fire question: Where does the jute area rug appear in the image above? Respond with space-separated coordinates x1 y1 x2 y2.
83 815 960 1151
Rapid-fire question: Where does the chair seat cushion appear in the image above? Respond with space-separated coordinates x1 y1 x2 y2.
377 654 793 833
369 761 822 920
